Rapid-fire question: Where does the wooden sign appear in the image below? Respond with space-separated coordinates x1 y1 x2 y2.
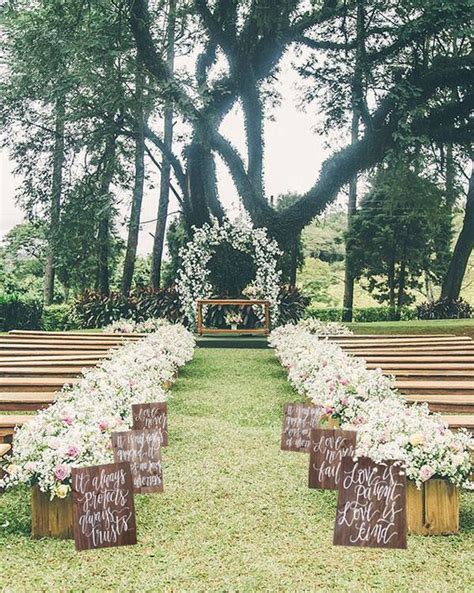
280 403 322 452
333 456 407 549
132 402 168 446
71 462 137 551
111 430 163 494
308 428 357 490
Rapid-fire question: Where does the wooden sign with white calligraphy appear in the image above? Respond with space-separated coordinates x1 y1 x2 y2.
111 430 163 494
132 402 168 446
280 403 322 452
71 462 137 551
308 428 357 490
333 456 407 549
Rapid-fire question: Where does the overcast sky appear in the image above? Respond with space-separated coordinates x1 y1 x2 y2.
0 56 334 255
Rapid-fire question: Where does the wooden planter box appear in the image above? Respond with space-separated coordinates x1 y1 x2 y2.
31 485 73 539
406 479 459 535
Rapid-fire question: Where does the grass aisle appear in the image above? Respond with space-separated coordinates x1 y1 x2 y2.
0 348 473 592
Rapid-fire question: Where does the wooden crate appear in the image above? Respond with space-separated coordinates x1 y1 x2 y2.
31 485 73 539
406 479 459 535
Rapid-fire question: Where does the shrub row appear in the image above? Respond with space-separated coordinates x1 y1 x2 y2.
306 306 417 322
1 292 471 331
307 298 473 322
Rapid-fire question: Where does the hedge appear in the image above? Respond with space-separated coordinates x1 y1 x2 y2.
42 305 79 331
0 295 43 331
306 306 418 323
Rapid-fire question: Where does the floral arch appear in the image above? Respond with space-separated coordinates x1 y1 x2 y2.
176 215 282 327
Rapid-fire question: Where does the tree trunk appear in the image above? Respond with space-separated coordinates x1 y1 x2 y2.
342 0 365 322
150 0 176 289
441 158 474 300
289 236 298 288
397 261 406 312
122 59 146 295
184 138 223 229
97 134 118 296
43 96 66 305
342 110 359 321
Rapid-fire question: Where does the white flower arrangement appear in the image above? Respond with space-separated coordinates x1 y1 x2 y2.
298 318 353 336
0 324 195 498
104 317 171 334
270 321 473 489
176 214 282 328
225 311 242 326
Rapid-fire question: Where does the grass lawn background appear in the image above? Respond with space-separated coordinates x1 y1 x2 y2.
0 346 473 592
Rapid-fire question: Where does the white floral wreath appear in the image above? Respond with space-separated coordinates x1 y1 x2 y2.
176 214 282 328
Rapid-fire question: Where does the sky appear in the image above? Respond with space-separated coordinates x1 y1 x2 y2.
0 55 334 256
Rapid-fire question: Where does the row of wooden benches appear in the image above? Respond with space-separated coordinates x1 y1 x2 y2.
326 333 473 429
0 331 141 453
0 330 473 462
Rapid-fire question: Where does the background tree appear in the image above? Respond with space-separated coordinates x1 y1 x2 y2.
347 162 450 316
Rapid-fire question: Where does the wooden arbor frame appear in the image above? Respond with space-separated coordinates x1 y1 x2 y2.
196 299 270 336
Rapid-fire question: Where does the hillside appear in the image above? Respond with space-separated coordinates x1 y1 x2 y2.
299 210 473 308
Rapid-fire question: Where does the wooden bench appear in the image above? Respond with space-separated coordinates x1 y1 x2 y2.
0 443 11 457
0 414 34 441
0 359 99 368
394 380 474 395
406 394 474 414
9 330 144 338
0 392 56 411
0 367 87 378
441 414 474 432
0 377 79 392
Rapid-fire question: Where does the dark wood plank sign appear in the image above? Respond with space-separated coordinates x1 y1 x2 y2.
333 456 407 549
280 403 322 452
308 428 357 490
132 402 168 446
71 462 137 551
111 430 163 494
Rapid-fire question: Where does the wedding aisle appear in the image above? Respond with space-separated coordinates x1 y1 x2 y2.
0 348 472 591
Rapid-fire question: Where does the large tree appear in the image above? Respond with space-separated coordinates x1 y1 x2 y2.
127 0 472 247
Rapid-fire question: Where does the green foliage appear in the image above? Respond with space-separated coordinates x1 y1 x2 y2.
278 286 310 324
208 241 257 297
41 304 78 331
306 306 417 323
417 297 472 320
347 164 450 310
0 223 47 301
162 217 189 287
73 287 184 328
0 295 43 331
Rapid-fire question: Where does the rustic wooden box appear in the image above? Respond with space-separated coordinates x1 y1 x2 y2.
31 485 73 539
406 479 459 535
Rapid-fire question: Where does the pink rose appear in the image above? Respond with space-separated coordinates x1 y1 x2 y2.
340 378 349 386
323 407 334 416
98 420 108 432
419 465 435 482
66 446 80 458
54 464 71 481
62 415 75 426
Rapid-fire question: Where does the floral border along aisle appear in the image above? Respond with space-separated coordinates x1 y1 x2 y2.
270 321 473 489
0 323 195 498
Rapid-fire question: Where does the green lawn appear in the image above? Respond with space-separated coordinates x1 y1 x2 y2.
0 347 473 592
349 318 474 339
